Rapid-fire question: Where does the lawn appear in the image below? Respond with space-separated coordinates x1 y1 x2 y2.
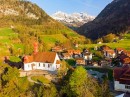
0 28 24 54
31 76 50 84
80 33 130 50
9 56 22 62
42 34 68 43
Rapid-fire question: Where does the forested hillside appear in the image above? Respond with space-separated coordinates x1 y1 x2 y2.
77 0 130 40
0 0 89 59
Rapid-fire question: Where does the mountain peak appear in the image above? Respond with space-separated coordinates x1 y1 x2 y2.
51 11 95 29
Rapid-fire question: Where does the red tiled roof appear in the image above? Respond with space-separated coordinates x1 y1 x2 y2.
24 56 34 63
67 49 81 55
75 58 84 60
114 65 130 85
123 57 130 64
101 45 111 50
118 52 130 64
52 46 63 52
106 50 115 54
24 52 57 63
126 51 130 57
116 48 125 51
63 53 71 57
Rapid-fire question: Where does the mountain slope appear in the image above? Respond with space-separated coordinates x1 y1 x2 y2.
77 0 130 40
0 0 87 57
51 11 95 29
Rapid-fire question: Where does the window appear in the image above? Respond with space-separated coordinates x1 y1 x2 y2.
43 64 45 67
125 85 130 89
39 63 40 67
28 65 29 68
48 64 50 68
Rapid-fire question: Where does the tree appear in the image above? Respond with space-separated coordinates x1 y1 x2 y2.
57 60 68 78
33 84 58 97
95 38 103 43
84 38 92 44
94 51 104 59
101 79 113 97
69 66 94 97
0 67 20 97
102 33 115 43
43 84 58 97
61 66 94 97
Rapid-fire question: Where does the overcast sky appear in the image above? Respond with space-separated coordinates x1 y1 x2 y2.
30 0 113 16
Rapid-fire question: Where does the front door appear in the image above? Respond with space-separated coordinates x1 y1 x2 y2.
31 64 35 70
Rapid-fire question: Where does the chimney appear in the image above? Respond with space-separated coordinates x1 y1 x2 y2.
33 42 38 54
24 56 28 63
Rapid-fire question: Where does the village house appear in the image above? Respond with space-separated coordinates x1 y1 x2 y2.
74 43 79 48
125 51 130 57
114 65 130 92
117 51 130 66
83 52 93 60
100 45 111 51
67 49 81 58
23 43 61 71
116 92 130 97
100 45 116 58
115 48 125 54
75 58 86 66
92 62 99 67
51 46 64 52
62 53 72 59
104 50 116 58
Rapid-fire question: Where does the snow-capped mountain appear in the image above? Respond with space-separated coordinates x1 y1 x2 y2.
51 11 95 28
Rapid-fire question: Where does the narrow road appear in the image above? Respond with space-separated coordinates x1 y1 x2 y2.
27 75 50 86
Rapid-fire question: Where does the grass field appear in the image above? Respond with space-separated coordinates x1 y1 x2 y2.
0 27 130 61
0 28 24 60
42 34 68 45
80 33 130 50
31 76 50 84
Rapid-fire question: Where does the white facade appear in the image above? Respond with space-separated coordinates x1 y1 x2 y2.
84 53 92 60
114 81 130 92
24 54 60 71
104 51 116 58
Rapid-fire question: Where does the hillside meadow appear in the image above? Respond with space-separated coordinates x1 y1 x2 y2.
0 27 87 61
79 33 130 50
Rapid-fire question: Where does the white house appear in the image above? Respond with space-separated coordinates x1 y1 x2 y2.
114 66 130 92
103 50 116 58
23 52 61 71
83 53 92 60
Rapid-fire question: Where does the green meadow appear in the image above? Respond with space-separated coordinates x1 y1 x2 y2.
0 27 130 61
0 28 23 60
80 33 130 50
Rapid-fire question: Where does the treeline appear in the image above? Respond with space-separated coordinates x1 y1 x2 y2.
59 66 113 97
95 33 116 43
0 63 58 97
0 62 113 97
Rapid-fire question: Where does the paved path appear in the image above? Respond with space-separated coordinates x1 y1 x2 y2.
27 74 50 86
